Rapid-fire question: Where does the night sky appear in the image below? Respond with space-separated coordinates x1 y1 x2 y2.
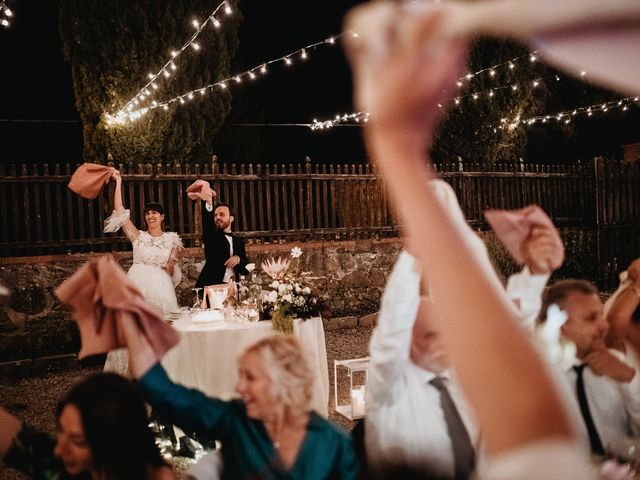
0 0 367 167
1 1 639 167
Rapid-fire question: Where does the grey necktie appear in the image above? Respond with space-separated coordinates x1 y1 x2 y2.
430 376 476 480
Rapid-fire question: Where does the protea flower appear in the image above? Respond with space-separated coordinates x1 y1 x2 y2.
261 256 290 280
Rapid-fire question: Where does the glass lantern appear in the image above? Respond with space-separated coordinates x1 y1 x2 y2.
333 357 370 420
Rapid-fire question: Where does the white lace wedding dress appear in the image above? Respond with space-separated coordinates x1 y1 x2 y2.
103 210 183 375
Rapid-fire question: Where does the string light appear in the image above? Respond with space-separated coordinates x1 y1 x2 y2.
496 96 640 130
456 51 538 86
310 112 370 131
107 31 354 125
114 1 231 118
1 0 13 28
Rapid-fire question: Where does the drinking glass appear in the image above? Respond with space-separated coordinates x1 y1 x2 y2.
191 288 203 309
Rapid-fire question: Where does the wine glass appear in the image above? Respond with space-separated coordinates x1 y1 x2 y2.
191 287 203 309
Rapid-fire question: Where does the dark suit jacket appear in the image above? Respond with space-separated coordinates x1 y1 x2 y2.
196 204 249 288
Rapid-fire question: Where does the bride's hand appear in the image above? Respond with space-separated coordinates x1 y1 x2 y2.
111 170 122 183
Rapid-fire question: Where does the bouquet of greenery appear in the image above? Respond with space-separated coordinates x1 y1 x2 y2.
257 247 321 334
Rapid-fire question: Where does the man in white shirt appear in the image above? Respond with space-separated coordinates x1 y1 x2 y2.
538 279 640 459
365 184 561 479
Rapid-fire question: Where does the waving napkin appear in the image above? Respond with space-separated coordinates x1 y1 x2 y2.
485 205 564 269
186 179 215 201
68 163 115 200
55 254 179 360
349 0 640 96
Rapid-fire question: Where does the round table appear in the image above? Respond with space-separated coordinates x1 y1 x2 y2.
162 316 329 417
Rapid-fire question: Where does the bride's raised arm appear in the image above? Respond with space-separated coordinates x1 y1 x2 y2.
344 4 573 456
104 170 140 241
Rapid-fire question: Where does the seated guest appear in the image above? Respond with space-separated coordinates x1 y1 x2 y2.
539 280 640 458
0 373 174 480
121 330 357 480
365 185 562 479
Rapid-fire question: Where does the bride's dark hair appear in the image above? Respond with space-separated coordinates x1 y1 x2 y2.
144 202 165 215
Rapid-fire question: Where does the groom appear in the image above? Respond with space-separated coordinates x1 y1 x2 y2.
195 188 249 288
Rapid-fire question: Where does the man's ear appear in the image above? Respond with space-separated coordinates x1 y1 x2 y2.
230 215 234 224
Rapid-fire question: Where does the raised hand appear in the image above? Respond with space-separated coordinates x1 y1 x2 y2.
584 349 636 382
523 226 563 274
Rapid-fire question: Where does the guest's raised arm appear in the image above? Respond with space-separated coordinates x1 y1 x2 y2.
344 4 573 456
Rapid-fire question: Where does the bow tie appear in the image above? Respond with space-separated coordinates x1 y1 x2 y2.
224 233 234 238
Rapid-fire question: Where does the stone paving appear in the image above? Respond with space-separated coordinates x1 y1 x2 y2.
0 325 373 479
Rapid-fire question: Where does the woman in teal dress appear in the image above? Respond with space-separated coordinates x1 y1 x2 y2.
123 322 358 480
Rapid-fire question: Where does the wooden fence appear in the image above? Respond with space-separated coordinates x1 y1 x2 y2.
0 156 638 289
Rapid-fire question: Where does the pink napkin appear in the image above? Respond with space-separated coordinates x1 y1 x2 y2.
398 0 640 95
68 163 115 200
484 205 564 269
187 179 215 201
55 254 179 360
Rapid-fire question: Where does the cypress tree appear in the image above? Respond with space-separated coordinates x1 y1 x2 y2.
58 0 240 165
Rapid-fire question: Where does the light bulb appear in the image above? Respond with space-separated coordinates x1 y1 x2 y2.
191 42 200 51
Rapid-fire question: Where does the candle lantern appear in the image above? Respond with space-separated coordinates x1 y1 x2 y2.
333 357 369 420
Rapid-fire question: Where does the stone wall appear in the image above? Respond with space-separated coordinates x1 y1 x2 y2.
0 238 403 363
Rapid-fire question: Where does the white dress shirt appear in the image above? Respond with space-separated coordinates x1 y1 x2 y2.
223 233 234 283
563 350 640 459
365 252 550 478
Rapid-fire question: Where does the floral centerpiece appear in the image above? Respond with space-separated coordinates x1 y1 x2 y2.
247 246 321 334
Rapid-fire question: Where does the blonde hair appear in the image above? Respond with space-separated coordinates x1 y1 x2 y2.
240 335 313 416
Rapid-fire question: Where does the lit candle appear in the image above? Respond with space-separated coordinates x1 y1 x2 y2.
351 386 366 418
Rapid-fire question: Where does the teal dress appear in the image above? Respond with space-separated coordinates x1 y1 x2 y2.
139 363 358 480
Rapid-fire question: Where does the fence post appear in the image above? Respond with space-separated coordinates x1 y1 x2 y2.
594 156 605 289
305 156 313 236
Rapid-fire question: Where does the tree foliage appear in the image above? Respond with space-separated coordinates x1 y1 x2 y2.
58 0 240 165
432 37 541 165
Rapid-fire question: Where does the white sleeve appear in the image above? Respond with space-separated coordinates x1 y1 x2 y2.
167 232 184 250
103 209 131 233
366 251 422 407
505 266 550 332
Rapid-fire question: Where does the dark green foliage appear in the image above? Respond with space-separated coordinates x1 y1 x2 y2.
58 0 240 164
433 37 541 165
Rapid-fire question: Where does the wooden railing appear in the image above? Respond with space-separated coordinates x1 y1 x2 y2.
1 156 638 290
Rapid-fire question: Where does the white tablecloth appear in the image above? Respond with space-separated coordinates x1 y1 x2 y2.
162 316 329 417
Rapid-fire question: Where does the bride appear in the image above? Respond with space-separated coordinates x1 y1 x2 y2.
103 170 183 374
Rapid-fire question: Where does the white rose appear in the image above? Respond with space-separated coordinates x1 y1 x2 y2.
302 287 311 294
266 291 278 303
278 284 287 294
271 281 280 288
282 294 293 303
287 284 293 291
245 263 256 272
